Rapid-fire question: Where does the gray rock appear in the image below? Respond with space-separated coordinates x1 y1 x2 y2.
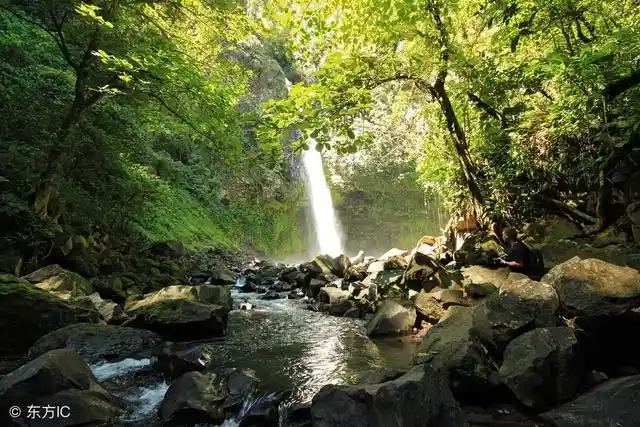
0 349 122 426
311 364 465 427
542 257 640 316
22 264 94 295
0 276 99 357
88 292 126 324
414 306 496 401
365 300 416 337
158 371 227 425
499 327 585 410
472 277 559 352
29 323 162 363
210 266 238 286
153 342 214 378
540 375 640 426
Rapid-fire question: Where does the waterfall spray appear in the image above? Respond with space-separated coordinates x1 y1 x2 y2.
301 142 343 257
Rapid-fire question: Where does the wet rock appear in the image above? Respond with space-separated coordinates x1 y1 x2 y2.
261 290 284 300
22 264 94 295
524 215 583 244
284 403 311 427
311 364 464 427
28 323 162 363
542 257 640 317
238 390 292 427
223 369 257 411
88 292 126 324
540 375 640 427
0 349 123 427
317 287 352 316
127 298 229 341
153 342 214 378
210 266 238 286
356 368 407 385
415 306 497 402
428 288 470 308
472 277 559 354
158 371 227 425
499 327 584 410
414 291 446 323
288 289 305 299
342 307 361 318
272 280 293 292
0 276 99 357
365 300 416 337
307 278 326 299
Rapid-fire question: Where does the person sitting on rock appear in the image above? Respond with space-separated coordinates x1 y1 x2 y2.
498 227 531 274
489 215 507 249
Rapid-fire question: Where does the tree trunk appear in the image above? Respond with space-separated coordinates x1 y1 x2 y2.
429 80 485 216
33 70 91 218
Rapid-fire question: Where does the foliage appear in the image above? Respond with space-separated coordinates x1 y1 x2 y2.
260 0 640 224
0 4 306 259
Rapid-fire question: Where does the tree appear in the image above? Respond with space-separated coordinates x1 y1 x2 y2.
2 0 251 218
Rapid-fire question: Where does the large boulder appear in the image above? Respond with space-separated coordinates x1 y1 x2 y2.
91 275 128 303
158 371 228 425
0 276 99 357
542 257 640 317
28 323 162 363
365 300 416 337
499 327 585 410
472 277 559 354
310 364 465 427
414 306 497 402
0 349 123 426
540 375 640 427
210 266 238 286
22 264 94 295
238 390 292 427
153 342 214 378
461 266 509 297
124 284 232 312
126 299 230 341
524 215 583 243
317 287 352 316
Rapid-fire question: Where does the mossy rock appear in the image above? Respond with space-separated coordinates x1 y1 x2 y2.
0 280 99 357
126 299 229 341
22 264 94 295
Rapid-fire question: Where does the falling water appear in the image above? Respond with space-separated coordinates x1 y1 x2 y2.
301 142 343 257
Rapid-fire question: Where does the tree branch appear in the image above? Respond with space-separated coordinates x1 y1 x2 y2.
468 92 503 122
147 92 216 144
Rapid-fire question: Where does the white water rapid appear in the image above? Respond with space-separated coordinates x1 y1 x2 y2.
301 143 343 257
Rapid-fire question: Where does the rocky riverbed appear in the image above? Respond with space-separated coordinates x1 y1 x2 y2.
2 216 640 426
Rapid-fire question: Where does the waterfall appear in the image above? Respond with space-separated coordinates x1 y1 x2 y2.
284 79 343 257
301 143 343 257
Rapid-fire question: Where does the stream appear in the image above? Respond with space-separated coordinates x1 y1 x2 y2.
93 288 418 426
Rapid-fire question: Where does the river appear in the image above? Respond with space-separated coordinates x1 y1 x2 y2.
94 288 418 426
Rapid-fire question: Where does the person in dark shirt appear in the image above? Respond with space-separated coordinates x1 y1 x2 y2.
499 227 530 274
